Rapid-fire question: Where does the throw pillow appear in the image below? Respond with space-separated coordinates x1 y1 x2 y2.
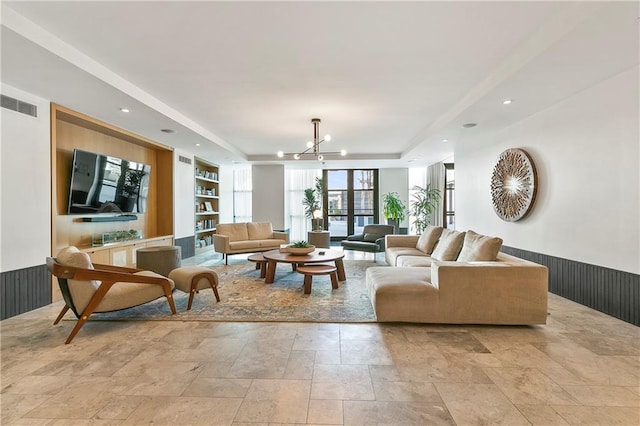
431 229 466 261
416 225 444 254
457 230 503 262
56 246 99 313
363 233 380 243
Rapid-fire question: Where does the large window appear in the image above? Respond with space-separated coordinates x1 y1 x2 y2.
324 169 378 239
444 163 455 229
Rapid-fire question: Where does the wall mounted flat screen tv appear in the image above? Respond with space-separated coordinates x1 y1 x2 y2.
67 149 151 214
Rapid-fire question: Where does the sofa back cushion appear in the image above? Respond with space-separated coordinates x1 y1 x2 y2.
247 222 274 240
416 225 444 254
57 246 100 313
216 223 249 242
431 229 465 261
457 230 503 262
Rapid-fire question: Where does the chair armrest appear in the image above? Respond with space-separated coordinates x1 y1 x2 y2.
375 237 386 251
273 231 290 243
92 263 141 273
212 234 230 253
385 235 419 248
346 234 364 241
47 258 173 289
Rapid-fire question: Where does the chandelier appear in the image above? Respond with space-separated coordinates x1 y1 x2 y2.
277 118 346 161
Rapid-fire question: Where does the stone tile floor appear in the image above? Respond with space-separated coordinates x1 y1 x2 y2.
1 250 639 425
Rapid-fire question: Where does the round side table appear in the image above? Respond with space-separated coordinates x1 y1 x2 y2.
136 246 182 277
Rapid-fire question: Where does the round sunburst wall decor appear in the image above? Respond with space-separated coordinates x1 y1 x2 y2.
490 148 538 222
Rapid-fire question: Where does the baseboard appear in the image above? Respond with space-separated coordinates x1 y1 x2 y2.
502 246 639 326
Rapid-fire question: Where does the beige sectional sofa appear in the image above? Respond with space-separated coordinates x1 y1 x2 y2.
367 227 548 325
213 222 289 264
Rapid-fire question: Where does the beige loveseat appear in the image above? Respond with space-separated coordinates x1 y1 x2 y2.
213 222 289 264
366 227 548 325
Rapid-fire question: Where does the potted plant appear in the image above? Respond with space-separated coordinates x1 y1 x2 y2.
382 192 407 232
410 184 441 234
302 177 326 230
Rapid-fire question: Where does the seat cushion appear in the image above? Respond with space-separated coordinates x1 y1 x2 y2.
169 266 218 293
57 246 99 313
216 223 249 242
341 240 380 253
396 255 434 267
385 247 427 266
431 229 466 261
366 266 440 322
457 230 503 262
247 222 274 240
96 271 174 312
416 226 444 254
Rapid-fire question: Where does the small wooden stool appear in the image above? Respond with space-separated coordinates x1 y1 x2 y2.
168 266 220 310
247 253 267 278
296 264 339 294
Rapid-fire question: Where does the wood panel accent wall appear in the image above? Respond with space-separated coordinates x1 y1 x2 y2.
1 265 50 320
50 104 174 300
502 246 639 326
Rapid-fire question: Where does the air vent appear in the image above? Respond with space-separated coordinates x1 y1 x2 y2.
178 155 192 165
1 94 37 117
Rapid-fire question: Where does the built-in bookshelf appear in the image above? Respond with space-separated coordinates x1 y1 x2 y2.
194 157 219 253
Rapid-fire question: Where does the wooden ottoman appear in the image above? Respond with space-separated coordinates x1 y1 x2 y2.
296 264 339 295
168 266 220 310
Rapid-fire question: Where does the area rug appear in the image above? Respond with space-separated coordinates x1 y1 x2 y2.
84 259 377 323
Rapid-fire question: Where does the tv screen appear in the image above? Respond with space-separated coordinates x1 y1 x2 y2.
67 149 151 214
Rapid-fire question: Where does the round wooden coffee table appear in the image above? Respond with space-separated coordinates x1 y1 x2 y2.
262 249 346 284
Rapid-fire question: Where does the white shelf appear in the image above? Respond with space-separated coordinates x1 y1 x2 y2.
196 211 218 215
195 194 218 199
196 176 218 183
195 228 216 234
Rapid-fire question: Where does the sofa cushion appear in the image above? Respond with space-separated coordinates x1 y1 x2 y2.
247 222 273 240
363 233 380 242
386 247 427 266
457 230 503 262
397 255 434 267
96 271 174 313
57 246 99 314
416 226 444 254
431 229 465 261
229 240 261 251
217 223 249 242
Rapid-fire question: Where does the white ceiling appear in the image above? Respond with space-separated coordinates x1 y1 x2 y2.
2 1 638 168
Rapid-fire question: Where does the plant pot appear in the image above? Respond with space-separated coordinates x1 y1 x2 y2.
287 245 315 255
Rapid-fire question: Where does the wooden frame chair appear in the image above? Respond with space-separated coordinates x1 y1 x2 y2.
47 256 177 344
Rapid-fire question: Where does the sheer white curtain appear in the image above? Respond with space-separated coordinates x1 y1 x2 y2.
285 168 322 242
408 167 427 234
426 162 445 227
233 168 252 223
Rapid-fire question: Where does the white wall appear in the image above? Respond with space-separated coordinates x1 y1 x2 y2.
378 168 409 228
456 66 639 274
252 164 285 229
1 84 51 271
218 166 234 224
173 149 195 239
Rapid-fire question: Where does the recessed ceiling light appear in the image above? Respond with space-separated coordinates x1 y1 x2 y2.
160 128 175 134
503 99 513 105
442 139 449 142
462 123 477 128
120 108 130 113
195 143 200 147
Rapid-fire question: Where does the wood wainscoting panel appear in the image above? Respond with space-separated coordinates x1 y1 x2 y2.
502 246 639 326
